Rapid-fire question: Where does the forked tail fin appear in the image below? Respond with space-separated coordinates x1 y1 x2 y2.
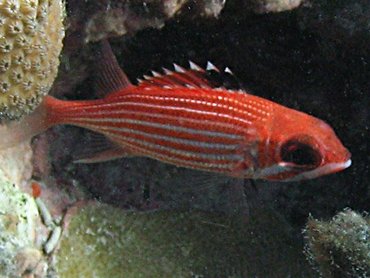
0 96 59 149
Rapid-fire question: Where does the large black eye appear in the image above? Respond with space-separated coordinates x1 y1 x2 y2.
280 140 321 168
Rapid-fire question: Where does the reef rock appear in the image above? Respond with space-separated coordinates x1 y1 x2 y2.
67 0 226 44
54 202 313 277
0 141 32 187
304 208 370 278
249 0 303 13
0 172 41 277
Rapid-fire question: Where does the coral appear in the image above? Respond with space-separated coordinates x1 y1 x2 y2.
0 172 40 277
53 202 313 277
0 0 65 120
304 209 370 278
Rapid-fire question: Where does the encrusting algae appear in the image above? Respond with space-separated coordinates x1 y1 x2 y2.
0 0 65 120
0 171 41 277
54 202 314 277
304 209 370 277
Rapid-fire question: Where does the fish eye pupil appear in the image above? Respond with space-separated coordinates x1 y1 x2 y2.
281 140 320 167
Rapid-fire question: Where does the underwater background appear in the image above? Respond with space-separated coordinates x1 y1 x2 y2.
0 0 369 277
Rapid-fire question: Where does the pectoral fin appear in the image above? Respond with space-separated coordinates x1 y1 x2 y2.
73 146 134 164
73 132 135 164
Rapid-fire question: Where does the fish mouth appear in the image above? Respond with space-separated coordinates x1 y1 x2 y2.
284 159 352 181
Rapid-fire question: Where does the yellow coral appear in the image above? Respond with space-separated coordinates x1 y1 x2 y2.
0 0 64 120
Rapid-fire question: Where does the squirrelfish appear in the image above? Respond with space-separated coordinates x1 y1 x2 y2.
0 42 351 181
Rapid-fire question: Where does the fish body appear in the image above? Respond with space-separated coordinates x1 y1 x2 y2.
0 42 351 181
45 86 271 177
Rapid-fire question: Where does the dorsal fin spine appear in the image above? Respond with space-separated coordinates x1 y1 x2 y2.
137 61 240 91
163 68 173 75
225 67 233 75
173 63 186 73
138 62 212 89
206 61 219 72
151 70 161 77
95 40 133 97
189 61 203 71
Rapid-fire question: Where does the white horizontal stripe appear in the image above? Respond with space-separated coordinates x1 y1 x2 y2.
68 108 254 136
106 131 243 161
80 123 243 162
64 90 272 122
140 94 267 119
84 124 240 150
111 137 236 170
119 92 272 117
73 101 253 126
65 94 257 125
74 117 244 140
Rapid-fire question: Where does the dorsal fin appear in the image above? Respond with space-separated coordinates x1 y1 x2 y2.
137 61 242 91
94 40 133 97
137 61 213 89
204 63 242 90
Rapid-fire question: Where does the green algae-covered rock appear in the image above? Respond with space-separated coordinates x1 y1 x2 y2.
304 209 370 278
55 202 313 277
0 172 39 277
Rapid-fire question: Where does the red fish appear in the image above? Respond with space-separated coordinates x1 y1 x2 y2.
0 42 351 181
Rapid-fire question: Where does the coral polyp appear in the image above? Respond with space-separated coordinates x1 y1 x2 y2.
0 0 65 120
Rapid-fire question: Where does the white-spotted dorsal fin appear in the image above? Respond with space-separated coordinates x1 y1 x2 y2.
137 61 212 89
95 40 133 97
